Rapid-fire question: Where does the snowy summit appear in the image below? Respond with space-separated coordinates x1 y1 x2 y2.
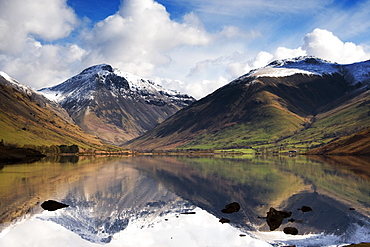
39 64 194 107
233 56 370 87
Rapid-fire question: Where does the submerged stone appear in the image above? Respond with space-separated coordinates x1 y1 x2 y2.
297 206 312 212
221 202 240 214
283 227 299 235
266 207 292 231
41 200 69 211
219 218 230 224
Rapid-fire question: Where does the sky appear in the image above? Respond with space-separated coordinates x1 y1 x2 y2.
1 0 370 99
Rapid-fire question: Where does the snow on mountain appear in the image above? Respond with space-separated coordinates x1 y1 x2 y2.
0 71 34 96
232 56 370 87
39 64 194 107
344 60 370 85
234 57 340 82
38 64 195 145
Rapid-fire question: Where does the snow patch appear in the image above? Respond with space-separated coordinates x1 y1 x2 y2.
248 56 340 78
38 64 195 109
0 71 34 96
344 60 370 85
249 67 316 77
38 89 66 102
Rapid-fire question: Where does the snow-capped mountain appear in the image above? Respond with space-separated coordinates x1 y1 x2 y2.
233 56 370 87
126 56 370 150
39 64 195 145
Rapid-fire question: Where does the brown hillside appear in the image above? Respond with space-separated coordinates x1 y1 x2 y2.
308 128 370 155
125 73 352 150
0 76 105 150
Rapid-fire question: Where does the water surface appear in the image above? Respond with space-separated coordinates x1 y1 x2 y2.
0 155 369 246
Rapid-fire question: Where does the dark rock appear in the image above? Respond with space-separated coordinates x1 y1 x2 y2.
283 227 299 235
219 218 230 224
266 207 292 231
349 208 356 211
239 234 246 237
297 205 312 212
180 212 196 215
41 200 69 211
221 202 240 214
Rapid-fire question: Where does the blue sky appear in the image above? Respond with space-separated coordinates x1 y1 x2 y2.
1 0 370 98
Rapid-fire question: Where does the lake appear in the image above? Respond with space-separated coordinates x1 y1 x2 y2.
0 155 369 246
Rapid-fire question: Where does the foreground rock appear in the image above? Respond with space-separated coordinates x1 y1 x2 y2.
266 207 292 231
283 227 299 235
297 205 313 212
41 200 69 211
221 202 240 214
219 218 230 224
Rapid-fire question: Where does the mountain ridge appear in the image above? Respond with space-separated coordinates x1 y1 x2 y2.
125 56 370 151
39 64 195 145
0 72 108 151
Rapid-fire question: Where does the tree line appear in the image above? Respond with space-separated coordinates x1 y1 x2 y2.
23 144 79 154
0 140 79 154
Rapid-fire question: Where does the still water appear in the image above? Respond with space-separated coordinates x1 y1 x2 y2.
0 155 369 247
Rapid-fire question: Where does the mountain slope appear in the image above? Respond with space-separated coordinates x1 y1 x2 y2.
125 57 370 151
307 128 370 155
0 72 106 150
39 65 195 145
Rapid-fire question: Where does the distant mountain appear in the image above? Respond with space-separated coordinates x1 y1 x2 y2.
39 65 195 145
0 72 105 150
125 57 370 151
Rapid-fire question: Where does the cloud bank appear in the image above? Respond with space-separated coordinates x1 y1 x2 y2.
0 0 370 99
186 28 370 98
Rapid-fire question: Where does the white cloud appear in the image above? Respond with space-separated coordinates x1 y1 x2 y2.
0 0 369 102
0 0 213 89
273 47 306 61
174 28 370 99
81 0 211 77
166 0 332 18
216 26 262 40
248 28 370 68
0 39 86 89
302 28 369 64
0 0 78 54
0 0 83 89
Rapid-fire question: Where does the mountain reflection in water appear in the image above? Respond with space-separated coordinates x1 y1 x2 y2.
0 155 369 247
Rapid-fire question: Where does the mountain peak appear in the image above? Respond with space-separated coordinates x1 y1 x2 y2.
81 64 114 75
232 56 370 87
266 56 333 67
241 56 340 80
38 64 195 145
